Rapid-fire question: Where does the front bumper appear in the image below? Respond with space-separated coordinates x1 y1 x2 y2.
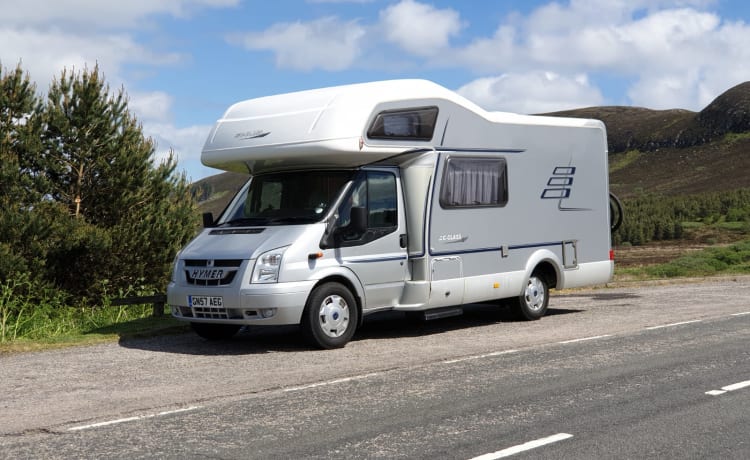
167 280 315 326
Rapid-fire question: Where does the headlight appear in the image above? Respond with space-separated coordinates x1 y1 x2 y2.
251 247 288 283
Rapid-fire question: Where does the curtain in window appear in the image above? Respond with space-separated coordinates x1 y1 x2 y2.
441 158 506 206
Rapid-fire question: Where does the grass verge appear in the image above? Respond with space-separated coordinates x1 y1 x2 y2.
617 239 750 280
1 276 189 354
0 315 189 354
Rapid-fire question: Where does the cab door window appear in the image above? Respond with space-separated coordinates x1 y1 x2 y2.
335 171 397 246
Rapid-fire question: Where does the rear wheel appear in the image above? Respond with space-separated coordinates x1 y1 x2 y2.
302 282 358 349
190 322 241 340
512 273 549 320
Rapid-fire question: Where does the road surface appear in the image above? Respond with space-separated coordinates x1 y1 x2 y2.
1 277 749 458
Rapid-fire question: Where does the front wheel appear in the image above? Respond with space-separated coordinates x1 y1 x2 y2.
302 282 359 349
190 322 241 340
512 273 549 320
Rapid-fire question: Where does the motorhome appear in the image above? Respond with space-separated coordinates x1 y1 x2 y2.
167 79 614 348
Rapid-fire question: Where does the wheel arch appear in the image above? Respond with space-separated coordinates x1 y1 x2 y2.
524 249 561 291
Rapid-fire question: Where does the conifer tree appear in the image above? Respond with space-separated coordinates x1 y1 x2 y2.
36 66 198 297
0 63 60 281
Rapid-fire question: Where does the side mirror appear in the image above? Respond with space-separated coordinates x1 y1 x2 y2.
318 207 368 249
202 212 215 228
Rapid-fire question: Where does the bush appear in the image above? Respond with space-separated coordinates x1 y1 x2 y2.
615 189 750 245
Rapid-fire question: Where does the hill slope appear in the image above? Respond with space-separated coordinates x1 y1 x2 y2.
546 81 750 198
194 81 750 208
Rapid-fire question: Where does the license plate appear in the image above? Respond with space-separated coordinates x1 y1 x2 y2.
188 295 223 308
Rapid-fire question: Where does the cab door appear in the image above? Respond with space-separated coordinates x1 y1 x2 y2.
331 169 408 310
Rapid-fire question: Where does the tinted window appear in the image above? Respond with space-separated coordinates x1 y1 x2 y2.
367 107 438 140
334 171 398 245
367 172 397 228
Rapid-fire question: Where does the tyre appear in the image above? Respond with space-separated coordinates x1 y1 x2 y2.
302 282 359 349
609 192 624 232
512 273 549 320
190 322 241 340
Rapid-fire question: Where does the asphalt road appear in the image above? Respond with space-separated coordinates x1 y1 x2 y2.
1 277 749 459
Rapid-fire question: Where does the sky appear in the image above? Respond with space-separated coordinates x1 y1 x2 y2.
1 0 749 181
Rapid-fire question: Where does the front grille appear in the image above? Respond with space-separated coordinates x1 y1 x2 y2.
185 271 238 286
194 307 229 319
183 259 242 286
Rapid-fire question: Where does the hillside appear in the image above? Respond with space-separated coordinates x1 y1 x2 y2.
546 81 750 198
193 81 750 209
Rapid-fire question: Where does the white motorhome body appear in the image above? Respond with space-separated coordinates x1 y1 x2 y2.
167 79 614 348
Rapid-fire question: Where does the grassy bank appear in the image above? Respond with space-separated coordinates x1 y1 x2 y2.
0 277 187 353
616 239 750 280
644 240 750 278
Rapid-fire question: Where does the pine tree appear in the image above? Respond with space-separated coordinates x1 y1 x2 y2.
36 65 198 297
0 63 59 281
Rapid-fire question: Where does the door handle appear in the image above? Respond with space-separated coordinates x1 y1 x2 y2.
399 234 408 248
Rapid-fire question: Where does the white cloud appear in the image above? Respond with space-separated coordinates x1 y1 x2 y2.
457 72 605 114
454 2 750 110
128 91 174 123
146 122 215 181
611 9 720 71
0 0 239 28
457 5 726 74
627 74 703 109
126 88 213 180
124 92 215 181
624 13 750 109
379 0 464 57
228 17 366 71
0 0 238 181
229 0 464 69
0 27 182 86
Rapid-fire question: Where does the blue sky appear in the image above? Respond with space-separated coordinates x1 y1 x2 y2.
1 0 749 180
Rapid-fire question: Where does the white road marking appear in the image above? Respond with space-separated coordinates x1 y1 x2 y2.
706 390 726 396
705 380 750 396
558 334 612 344
469 433 574 460
442 350 519 364
730 311 750 316
283 372 383 392
722 380 750 392
645 320 703 330
68 406 200 431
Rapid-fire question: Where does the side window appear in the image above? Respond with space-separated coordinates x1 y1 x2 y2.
439 157 508 208
336 179 367 228
367 172 397 228
335 171 398 246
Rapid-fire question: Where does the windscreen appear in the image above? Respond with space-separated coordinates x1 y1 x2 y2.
220 171 353 226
